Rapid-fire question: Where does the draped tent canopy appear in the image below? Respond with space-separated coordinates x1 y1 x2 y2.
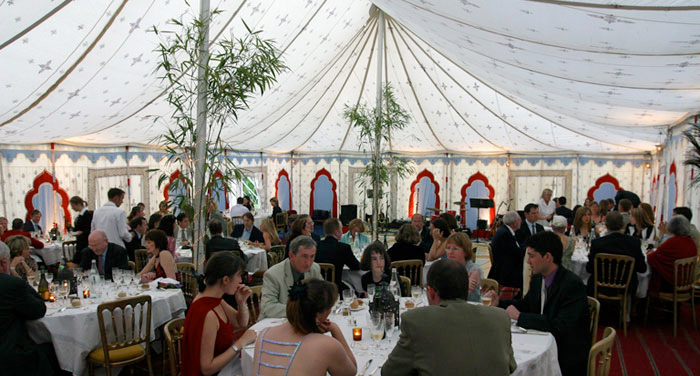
2 0 699 155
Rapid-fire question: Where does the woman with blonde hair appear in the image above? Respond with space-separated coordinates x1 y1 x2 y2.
256 218 281 250
444 232 481 302
6 235 37 280
340 218 371 252
537 188 556 226
589 201 602 224
627 207 655 244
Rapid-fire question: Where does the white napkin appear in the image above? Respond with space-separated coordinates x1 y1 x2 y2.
154 277 180 285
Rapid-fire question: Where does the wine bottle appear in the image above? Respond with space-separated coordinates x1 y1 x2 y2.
38 272 49 301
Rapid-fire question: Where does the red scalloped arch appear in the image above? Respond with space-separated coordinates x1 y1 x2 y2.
408 169 441 218
275 169 293 211
309 168 337 217
163 170 184 202
669 161 678 206
587 173 623 200
206 169 230 210
24 170 71 232
460 172 495 226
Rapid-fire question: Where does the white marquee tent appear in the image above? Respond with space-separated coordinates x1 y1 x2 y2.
1 0 699 231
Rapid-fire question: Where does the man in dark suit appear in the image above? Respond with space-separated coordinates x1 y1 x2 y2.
76 230 129 281
516 203 544 246
384 259 516 375
488 211 525 290
125 217 147 261
412 213 432 253
486 231 591 376
2 219 45 249
231 212 264 243
22 210 43 234
0 243 54 375
315 218 360 292
586 211 647 295
206 219 245 262
555 196 574 225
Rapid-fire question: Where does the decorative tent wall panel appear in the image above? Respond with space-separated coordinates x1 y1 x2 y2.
587 174 622 203
309 168 338 217
275 169 292 211
24 170 71 232
460 172 495 230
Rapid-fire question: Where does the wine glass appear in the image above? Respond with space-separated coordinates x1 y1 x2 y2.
384 311 395 346
58 281 70 306
369 312 384 350
342 288 354 307
367 284 376 303
411 285 422 305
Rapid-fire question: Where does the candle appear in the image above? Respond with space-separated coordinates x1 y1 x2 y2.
48 293 56 302
83 288 90 298
352 327 362 341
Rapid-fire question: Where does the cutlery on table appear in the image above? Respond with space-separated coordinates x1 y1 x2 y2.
369 366 382 375
47 307 66 316
358 359 373 376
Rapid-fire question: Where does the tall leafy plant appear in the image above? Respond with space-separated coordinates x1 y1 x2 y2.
343 83 413 240
152 8 285 264
684 122 700 187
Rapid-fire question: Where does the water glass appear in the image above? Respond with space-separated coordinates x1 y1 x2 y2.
342 288 354 306
369 312 384 350
411 285 422 304
367 284 375 302
384 311 395 342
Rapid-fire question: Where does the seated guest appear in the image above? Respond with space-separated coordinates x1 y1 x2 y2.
2 218 44 249
615 190 641 210
270 197 282 224
658 206 700 248
590 201 602 224
205 220 244 262
69 196 93 253
388 223 426 264
138 230 177 282
0 243 55 375
516 203 544 246
648 215 697 293
147 213 162 231
555 196 574 225
175 213 193 247
571 206 596 242
253 279 357 375
22 210 43 234
383 259 516 376
156 200 169 216
0 217 7 237
125 217 148 262
439 212 459 233
157 214 177 256
231 212 264 243
284 214 321 258
76 230 129 281
360 241 400 294
626 207 655 244
181 252 256 376
484 231 590 376
316 218 360 292
617 198 633 227
412 213 432 253
640 203 656 227
127 205 144 223
207 198 227 236
243 196 254 211
586 212 647 295
6 235 38 281
551 215 575 270
444 232 482 302
426 218 450 261
229 197 250 218
256 218 281 250
260 236 322 319
488 211 524 291
340 218 371 251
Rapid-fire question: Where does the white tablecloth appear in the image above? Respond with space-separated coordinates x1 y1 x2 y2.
27 287 187 375
177 240 268 273
570 248 651 298
32 242 63 265
232 298 560 376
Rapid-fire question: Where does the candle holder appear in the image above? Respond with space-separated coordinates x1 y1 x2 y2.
48 293 56 302
352 327 362 341
83 288 90 299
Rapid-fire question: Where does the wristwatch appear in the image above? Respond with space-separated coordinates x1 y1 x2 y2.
232 344 241 353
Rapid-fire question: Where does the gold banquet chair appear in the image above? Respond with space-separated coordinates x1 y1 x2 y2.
587 296 601 345
391 260 423 288
135 249 149 273
587 327 616 376
163 318 185 376
88 295 153 376
318 263 335 284
246 285 264 326
592 253 635 336
645 256 697 337
62 240 77 263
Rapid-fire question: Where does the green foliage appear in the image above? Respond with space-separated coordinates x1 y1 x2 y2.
151 9 286 214
683 122 700 187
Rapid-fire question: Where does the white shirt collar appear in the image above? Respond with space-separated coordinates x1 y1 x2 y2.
79 207 88 215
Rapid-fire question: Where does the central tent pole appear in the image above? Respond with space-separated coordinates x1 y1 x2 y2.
193 0 210 271
372 9 384 241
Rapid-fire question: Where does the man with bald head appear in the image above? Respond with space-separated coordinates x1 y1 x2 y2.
412 213 432 253
73 230 129 281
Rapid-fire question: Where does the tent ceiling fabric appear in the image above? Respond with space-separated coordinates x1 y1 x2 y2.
2 0 698 154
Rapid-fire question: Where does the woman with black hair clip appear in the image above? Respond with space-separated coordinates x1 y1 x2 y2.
181 252 256 376
252 279 357 375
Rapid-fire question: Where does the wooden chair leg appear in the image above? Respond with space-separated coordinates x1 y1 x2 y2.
622 297 628 337
673 301 678 338
644 295 650 327
692 298 697 331
89 362 95 376
147 350 154 376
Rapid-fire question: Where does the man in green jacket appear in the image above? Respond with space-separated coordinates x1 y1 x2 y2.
383 259 517 376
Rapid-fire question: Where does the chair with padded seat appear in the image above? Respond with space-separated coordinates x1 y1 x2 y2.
135 249 149 273
62 240 77 263
88 295 153 376
399 276 411 297
587 327 616 376
592 253 635 336
645 256 697 337
246 285 263 326
391 259 423 288
163 318 185 376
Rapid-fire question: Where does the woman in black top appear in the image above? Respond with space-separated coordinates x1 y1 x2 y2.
69 196 93 253
360 242 405 296
387 224 426 264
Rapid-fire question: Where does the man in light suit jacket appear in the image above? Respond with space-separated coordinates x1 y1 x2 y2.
91 188 132 248
383 259 516 376
260 235 322 319
488 211 525 290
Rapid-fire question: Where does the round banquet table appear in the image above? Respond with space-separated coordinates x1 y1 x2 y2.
569 246 651 298
32 241 63 265
27 282 187 375
177 239 268 273
227 298 561 376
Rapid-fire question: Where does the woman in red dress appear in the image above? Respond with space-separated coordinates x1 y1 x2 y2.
648 215 697 293
138 229 177 282
181 251 256 375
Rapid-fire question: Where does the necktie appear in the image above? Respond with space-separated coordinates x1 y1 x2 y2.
540 279 546 315
181 228 187 242
98 254 104 275
532 224 536 235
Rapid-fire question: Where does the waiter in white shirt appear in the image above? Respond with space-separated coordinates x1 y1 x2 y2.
229 197 250 218
91 188 132 248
